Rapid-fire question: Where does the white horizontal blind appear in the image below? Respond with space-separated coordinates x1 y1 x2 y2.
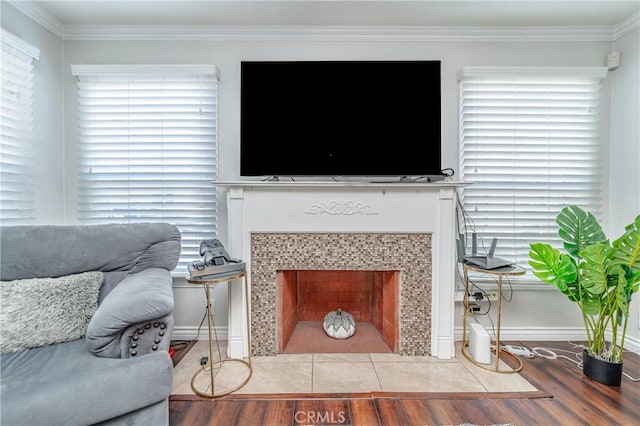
73 66 219 274
458 67 607 272
0 30 39 225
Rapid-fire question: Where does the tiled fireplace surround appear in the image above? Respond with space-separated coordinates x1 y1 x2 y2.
251 233 431 355
220 182 464 360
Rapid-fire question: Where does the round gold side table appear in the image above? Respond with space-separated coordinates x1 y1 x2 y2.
186 271 252 397
462 263 526 374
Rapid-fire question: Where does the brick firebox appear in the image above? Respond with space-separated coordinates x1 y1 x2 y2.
278 270 399 353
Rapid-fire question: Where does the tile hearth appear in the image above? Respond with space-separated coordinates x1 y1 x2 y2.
171 340 537 396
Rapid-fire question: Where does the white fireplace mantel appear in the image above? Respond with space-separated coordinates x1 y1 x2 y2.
216 180 469 359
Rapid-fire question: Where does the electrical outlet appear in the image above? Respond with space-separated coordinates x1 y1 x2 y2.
469 303 481 313
455 291 498 302
473 292 498 302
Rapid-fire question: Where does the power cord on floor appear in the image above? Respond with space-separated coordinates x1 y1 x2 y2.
531 345 583 367
176 288 226 393
503 341 640 382
170 308 208 356
170 341 189 351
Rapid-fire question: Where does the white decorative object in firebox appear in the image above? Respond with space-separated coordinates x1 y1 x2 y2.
323 309 356 339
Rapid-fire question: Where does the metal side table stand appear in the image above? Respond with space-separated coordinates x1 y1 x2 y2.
186 271 252 397
462 263 526 374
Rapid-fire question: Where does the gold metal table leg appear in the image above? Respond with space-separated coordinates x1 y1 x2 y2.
188 273 253 397
460 264 524 374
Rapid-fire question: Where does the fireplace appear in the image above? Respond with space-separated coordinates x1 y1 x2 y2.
219 181 465 359
278 269 400 353
250 232 431 356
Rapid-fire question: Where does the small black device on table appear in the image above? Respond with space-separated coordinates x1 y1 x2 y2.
188 239 246 279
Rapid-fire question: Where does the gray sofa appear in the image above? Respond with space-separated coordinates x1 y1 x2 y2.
0 223 181 426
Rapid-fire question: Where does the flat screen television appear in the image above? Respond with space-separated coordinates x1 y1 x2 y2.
240 60 441 178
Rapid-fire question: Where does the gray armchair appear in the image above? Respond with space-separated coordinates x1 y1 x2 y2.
0 223 181 426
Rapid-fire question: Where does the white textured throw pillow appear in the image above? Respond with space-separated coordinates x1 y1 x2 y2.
0 271 103 353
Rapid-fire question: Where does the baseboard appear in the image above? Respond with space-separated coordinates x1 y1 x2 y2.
619 333 640 354
455 326 640 354
455 325 588 343
171 325 228 341
172 325 639 354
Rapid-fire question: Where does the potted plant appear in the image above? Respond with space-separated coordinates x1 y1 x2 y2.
529 205 640 386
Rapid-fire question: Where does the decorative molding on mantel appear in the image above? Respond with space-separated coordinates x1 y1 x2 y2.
8 1 639 42
304 200 380 216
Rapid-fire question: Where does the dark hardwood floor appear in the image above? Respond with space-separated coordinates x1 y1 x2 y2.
170 340 198 367
169 341 640 425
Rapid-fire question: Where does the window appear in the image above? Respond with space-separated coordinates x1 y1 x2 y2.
458 66 608 273
0 30 39 225
72 65 219 274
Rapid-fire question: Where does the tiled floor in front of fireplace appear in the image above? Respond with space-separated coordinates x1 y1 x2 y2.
171 340 537 395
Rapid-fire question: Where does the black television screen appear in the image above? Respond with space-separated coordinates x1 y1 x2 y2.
240 60 441 177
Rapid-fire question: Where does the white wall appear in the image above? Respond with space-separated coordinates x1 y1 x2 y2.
611 28 640 345
61 40 614 226
1 3 65 224
60 38 619 341
8 1 638 346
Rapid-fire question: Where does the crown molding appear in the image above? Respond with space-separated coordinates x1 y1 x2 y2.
8 0 637 43
7 0 64 39
61 24 618 42
613 11 640 40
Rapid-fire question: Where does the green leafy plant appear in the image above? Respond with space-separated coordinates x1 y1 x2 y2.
529 206 640 363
